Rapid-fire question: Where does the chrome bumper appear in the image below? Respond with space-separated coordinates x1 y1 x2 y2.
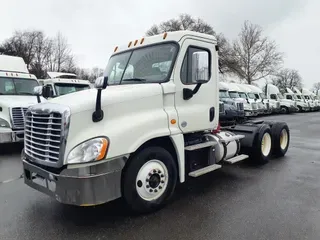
22 156 126 206
0 130 24 143
245 110 258 117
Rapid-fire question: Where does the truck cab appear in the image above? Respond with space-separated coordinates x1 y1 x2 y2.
38 72 91 98
265 84 297 114
22 31 290 213
218 82 245 125
233 83 259 116
310 92 320 111
0 55 46 144
301 88 318 111
245 84 272 115
284 88 310 112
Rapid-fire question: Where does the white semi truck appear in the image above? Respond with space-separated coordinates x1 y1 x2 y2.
284 88 310 112
22 31 290 213
301 88 319 111
38 72 91 97
0 55 46 144
265 84 297 114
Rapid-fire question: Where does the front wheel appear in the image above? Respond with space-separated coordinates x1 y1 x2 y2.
122 146 178 214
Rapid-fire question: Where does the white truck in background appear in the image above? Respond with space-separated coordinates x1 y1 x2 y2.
234 83 260 116
265 84 297 114
38 72 91 98
301 88 319 111
244 84 272 115
0 55 46 144
22 31 290 213
284 88 310 112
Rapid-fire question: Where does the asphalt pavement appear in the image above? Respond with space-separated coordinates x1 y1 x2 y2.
1 112 320 240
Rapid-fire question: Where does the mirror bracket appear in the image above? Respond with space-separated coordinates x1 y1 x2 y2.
183 80 207 100
92 76 108 122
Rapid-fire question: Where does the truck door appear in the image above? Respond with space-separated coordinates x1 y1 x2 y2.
173 38 219 133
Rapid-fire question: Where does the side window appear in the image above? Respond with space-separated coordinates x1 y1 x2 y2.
270 94 277 100
180 47 210 85
286 95 292 100
46 84 54 96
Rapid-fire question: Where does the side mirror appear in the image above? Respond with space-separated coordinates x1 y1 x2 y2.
33 86 43 103
94 76 108 89
92 76 108 122
42 85 52 98
183 51 209 100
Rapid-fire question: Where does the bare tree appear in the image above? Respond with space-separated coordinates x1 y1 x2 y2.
229 21 283 84
271 68 302 93
145 14 232 73
312 82 320 94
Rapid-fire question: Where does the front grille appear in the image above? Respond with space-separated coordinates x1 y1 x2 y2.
258 102 264 109
11 107 28 129
276 102 280 108
251 102 258 110
219 103 225 114
236 102 244 111
294 101 297 107
24 111 62 165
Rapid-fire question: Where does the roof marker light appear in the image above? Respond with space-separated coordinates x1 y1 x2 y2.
140 38 145 44
134 39 138 46
114 46 118 52
128 41 132 48
163 32 168 39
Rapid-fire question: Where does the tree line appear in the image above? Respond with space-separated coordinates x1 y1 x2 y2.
1 14 319 93
0 31 103 82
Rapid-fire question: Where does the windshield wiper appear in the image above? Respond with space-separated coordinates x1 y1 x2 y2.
121 78 146 82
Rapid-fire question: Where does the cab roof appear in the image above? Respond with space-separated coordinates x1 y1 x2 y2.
112 30 217 55
0 55 29 73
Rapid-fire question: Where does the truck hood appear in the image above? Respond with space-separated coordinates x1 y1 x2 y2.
49 84 163 114
0 95 46 108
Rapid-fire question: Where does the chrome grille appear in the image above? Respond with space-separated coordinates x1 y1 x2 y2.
236 102 244 111
24 111 62 164
251 102 258 110
11 107 27 129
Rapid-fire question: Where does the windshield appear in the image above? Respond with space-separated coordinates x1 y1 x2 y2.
277 93 284 99
0 77 39 95
219 90 229 98
105 43 178 85
239 92 247 99
296 95 301 99
304 95 310 100
247 93 256 99
229 91 240 98
54 83 90 96
259 93 266 99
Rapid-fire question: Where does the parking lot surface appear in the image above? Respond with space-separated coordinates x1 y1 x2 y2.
1 112 320 240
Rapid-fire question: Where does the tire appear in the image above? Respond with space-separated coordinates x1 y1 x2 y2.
122 146 178 214
269 122 290 157
250 124 273 164
298 106 302 112
280 106 288 114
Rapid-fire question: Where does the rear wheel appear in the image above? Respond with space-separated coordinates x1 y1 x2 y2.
269 122 290 157
251 124 273 164
122 146 177 214
280 106 288 114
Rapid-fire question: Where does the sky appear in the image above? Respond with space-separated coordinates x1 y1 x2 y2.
1 0 319 89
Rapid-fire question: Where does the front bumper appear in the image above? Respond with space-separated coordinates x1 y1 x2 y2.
244 110 258 117
288 106 298 113
22 156 126 206
0 129 24 144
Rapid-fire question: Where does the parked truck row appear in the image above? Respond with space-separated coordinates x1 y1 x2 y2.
218 81 320 126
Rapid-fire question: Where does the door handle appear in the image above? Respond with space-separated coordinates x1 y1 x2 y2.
209 107 215 122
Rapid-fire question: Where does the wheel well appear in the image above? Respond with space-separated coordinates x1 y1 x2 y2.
121 137 179 183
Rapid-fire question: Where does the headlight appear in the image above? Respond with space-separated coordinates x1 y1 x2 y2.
67 137 109 164
0 118 10 128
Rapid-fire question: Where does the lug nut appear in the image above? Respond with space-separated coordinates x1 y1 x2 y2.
161 174 164 178
158 170 161 174
161 180 164 183
146 185 150 188
146 179 149 182
153 169 157 173
154 189 158 193
149 189 153 193
148 173 152 176
159 186 162 189
137 180 142 188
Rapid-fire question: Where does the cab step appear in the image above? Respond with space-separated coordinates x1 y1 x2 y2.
185 141 217 151
224 154 249 164
188 164 221 177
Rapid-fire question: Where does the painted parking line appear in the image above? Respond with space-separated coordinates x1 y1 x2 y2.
0 174 23 184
